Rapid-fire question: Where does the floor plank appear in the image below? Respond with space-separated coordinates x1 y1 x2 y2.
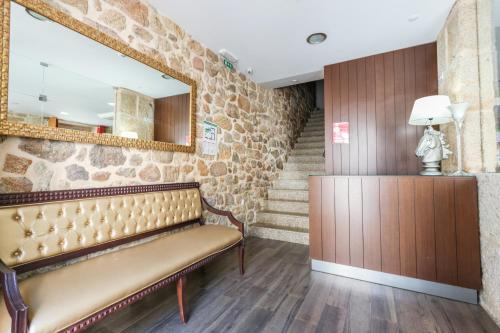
87 237 499 333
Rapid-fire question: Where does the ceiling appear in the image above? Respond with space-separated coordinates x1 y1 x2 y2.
148 0 455 88
9 2 189 126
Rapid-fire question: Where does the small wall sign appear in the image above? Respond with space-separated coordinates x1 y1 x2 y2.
202 121 218 155
333 122 349 144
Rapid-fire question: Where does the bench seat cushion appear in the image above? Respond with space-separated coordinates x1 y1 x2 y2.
0 224 242 333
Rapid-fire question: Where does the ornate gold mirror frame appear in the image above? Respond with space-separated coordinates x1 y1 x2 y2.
0 0 197 153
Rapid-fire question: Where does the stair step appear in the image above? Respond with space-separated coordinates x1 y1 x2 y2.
268 189 309 201
280 171 325 180
304 125 324 131
250 223 309 245
295 141 325 149
284 163 325 172
288 155 325 163
257 210 309 229
291 148 324 156
297 136 324 143
273 179 309 190
301 130 324 137
266 199 308 214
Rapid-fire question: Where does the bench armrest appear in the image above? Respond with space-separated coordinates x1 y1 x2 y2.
201 197 244 235
0 260 28 333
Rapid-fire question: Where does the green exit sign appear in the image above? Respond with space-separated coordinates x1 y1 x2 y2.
223 58 234 70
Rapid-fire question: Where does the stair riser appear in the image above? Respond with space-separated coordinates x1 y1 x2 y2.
266 201 308 214
297 136 324 143
303 126 324 132
301 131 324 137
273 180 309 190
288 155 325 163
295 142 324 149
284 163 325 172
257 212 309 229
268 189 309 201
279 172 310 180
249 226 309 245
291 148 324 156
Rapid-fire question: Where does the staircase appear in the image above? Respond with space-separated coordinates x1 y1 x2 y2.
250 109 325 244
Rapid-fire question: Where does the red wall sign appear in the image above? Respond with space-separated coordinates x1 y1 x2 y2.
333 122 349 144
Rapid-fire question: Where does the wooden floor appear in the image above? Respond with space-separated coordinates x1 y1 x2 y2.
88 238 499 333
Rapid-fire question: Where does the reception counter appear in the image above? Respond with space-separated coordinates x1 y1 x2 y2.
309 175 481 303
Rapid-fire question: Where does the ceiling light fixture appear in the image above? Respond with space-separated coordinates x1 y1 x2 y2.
25 8 48 21
161 74 172 80
307 33 327 45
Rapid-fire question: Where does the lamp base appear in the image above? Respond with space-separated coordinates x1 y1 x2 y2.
420 161 442 176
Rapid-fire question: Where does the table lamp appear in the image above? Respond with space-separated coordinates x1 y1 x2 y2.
409 95 453 176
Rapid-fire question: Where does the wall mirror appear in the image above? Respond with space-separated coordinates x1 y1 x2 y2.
0 0 197 152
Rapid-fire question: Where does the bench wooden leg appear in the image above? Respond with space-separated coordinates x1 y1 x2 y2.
176 275 187 324
239 243 245 275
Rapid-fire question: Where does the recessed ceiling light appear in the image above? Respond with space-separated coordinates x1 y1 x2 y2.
161 74 172 80
60 111 69 116
307 33 327 45
408 14 420 22
25 8 48 21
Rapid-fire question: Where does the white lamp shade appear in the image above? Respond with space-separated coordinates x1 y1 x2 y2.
409 95 452 125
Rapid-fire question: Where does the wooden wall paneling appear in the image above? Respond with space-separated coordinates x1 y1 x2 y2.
384 53 396 175
349 177 364 267
154 93 190 144
394 50 407 175
321 177 336 262
433 178 458 285
414 177 436 281
398 177 417 277
335 177 350 265
357 59 368 175
325 66 334 174
348 62 359 175
309 177 323 260
380 177 401 275
362 177 382 271
425 44 438 97
366 57 378 175
414 46 427 144
340 63 350 174
455 178 481 289
374 55 386 174
403 48 418 174
333 66 343 175
323 43 437 176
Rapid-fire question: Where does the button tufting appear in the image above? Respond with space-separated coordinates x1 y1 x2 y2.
38 245 45 252
58 209 63 217
12 213 21 221
84 220 90 226
67 223 74 230
25 230 33 237
48 226 55 233
76 207 81 214
36 212 43 219
11 249 22 258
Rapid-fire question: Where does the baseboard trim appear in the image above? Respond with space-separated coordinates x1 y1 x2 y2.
311 259 478 304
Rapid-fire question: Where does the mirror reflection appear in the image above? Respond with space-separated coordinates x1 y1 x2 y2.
8 1 192 145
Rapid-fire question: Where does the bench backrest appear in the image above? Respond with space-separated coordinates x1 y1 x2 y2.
0 183 202 272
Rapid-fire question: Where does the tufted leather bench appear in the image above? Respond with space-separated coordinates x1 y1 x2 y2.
0 183 244 333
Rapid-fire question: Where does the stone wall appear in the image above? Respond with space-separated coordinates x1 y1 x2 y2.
0 0 315 230
477 174 500 325
114 87 155 140
437 0 497 173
